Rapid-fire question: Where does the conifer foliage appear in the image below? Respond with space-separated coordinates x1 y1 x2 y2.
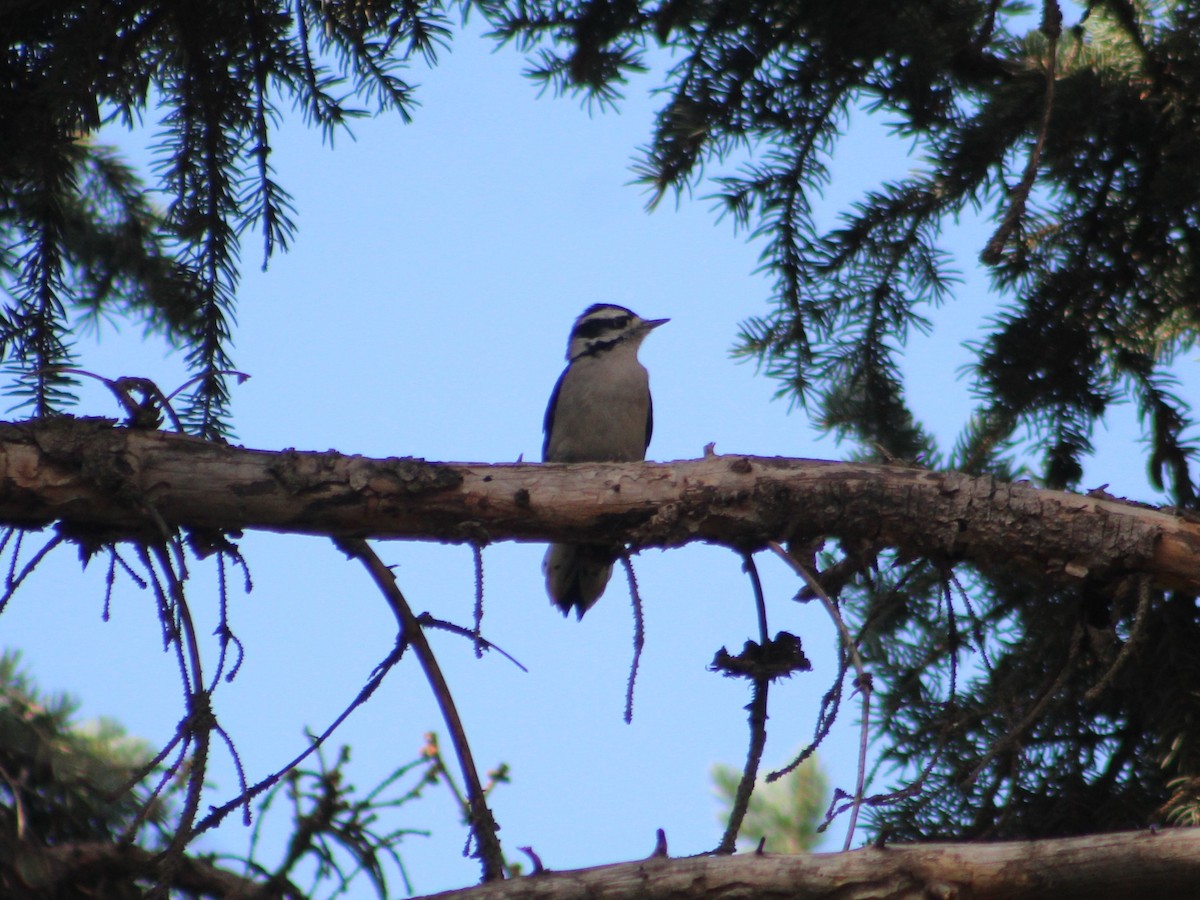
481 0 1200 495
5 0 1200 868
478 0 1200 840
1 0 450 437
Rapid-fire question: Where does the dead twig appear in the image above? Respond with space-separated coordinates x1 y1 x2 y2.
711 552 810 852
769 541 871 851
336 537 506 883
622 553 645 724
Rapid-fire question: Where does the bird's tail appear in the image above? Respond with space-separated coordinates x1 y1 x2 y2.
543 543 614 619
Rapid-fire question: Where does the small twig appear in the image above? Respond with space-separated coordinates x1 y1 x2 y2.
716 553 771 854
422 731 470 812
650 828 668 858
194 640 406 835
746 552 769 645
164 368 252 402
1084 577 1153 704
136 544 185 671
5 529 23 593
211 722 250 825
416 614 528 672
772 619 854 783
950 570 994 674
209 551 245 689
943 578 960 710
973 0 1003 50
147 543 214 869
118 724 192 846
981 0 1062 265
621 554 645 724
771 674 841 782
0 533 63 615
44 368 187 431
118 542 217 872
965 622 1084 785
719 680 769 854
850 691 871 847
472 544 485 659
0 761 27 840
770 543 866 676
517 846 545 875
768 541 871 851
337 538 506 882
103 546 148 621
111 716 187 811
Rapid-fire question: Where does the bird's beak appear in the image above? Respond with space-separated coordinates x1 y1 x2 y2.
643 317 670 331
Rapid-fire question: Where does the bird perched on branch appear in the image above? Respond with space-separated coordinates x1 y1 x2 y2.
542 303 668 618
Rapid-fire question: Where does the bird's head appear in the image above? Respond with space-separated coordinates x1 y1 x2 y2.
565 303 669 361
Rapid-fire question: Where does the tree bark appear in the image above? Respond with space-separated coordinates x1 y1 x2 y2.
1 417 1198 591
12 839 277 897
417 828 1200 900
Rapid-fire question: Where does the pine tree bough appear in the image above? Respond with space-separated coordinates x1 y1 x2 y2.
415 828 1200 900
0 418 1197 592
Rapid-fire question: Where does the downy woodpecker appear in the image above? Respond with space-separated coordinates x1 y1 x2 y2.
542 304 668 618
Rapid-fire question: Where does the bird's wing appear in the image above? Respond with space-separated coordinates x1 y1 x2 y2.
543 366 570 461
645 391 653 451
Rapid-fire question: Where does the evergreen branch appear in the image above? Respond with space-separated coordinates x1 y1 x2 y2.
7 136 80 414
963 621 1084 787
980 0 1062 265
245 4 298 269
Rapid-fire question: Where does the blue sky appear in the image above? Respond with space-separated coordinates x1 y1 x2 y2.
2 12 1189 897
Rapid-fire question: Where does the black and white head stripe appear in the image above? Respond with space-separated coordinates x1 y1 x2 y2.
566 304 662 360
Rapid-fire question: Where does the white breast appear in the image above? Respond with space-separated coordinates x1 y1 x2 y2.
545 346 651 463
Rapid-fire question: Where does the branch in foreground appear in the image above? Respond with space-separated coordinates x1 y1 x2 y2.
337 537 506 882
1 418 1198 592
17 840 275 898
416 828 1200 900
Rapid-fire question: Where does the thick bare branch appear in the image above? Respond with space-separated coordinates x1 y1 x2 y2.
2 418 1198 591
417 828 1200 900
21 839 279 898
